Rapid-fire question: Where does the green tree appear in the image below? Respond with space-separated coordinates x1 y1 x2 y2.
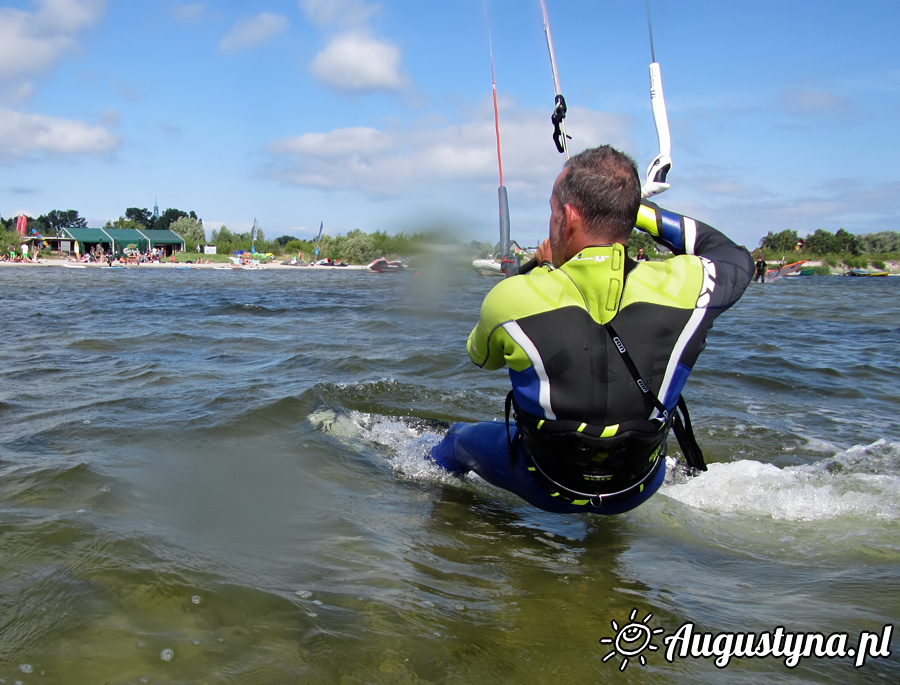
212 225 234 244
627 229 660 257
858 231 900 253
170 216 205 247
125 207 153 227
340 228 376 263
155 208 198 231
759 229 800 254
40 209 87 234
109 217 145 230
833 228 859 254
803 228 837 254
274 235 297 247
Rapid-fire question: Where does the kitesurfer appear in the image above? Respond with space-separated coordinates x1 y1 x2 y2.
430 145 753 514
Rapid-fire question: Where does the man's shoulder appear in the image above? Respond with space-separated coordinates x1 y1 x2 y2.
481 268 581 320
621 255 706 309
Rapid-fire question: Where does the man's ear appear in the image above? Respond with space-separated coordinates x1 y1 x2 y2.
563 203 582 239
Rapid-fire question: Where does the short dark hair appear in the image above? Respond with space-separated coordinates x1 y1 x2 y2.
553 146 641 243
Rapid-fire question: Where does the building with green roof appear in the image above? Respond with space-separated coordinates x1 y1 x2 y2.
57 227 185 257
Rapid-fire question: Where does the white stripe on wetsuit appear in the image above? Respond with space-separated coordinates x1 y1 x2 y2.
684 216 697 255
501 321 557 420
652 260 712 419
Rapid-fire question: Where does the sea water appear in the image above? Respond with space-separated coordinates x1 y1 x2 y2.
0 266 897 683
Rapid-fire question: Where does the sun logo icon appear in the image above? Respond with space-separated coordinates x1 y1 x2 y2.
599 608 665 671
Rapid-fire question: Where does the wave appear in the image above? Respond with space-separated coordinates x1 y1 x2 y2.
661 439 900 523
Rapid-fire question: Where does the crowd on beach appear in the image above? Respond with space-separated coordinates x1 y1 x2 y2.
2 242 41 262
66 246 212 266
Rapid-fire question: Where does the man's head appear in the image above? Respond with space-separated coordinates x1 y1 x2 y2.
548 146 641 267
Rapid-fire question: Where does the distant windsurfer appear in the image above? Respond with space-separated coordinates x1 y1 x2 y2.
754 256 767 283
430 146 753 514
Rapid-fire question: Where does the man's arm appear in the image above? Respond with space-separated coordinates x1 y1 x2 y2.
636 199 754 305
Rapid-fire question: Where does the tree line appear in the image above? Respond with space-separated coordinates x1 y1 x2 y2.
758 228 900 256
0 206 464 264
0 207 201 236
249 228 437 265
5 207 900 265
1 206 207 255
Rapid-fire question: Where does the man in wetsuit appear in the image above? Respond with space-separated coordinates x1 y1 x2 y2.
430 145 753 514
754 256 767 283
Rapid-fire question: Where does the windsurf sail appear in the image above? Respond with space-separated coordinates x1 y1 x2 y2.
766 260 808 280
314 221 324 260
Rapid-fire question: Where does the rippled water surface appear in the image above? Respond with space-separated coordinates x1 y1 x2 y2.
0 266 898 683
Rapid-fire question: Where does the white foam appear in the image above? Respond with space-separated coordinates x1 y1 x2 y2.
662 440 900 522
361 417 455 483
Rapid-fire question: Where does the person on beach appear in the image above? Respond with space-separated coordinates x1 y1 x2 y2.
430 145 753 514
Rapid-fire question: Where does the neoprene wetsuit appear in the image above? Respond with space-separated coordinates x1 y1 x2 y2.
430 199 753 514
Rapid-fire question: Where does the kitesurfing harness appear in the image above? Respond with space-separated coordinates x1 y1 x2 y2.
503 318 706 507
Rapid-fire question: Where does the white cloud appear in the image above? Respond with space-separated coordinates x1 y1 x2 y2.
220 13 289 53
32 0 106 34
0 0 106 85
310 32 407 92
299 0 378 29
265 101 632 201
777 88 852 117
173 2 206 23
270 126 393 157
0 108 120 162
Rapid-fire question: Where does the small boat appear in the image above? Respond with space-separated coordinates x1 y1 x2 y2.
367 257 405 273
472 258 504 277
848 269 889 277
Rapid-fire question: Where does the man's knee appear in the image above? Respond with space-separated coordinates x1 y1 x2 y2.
429 423 470 476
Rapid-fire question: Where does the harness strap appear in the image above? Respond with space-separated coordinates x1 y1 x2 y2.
605 320 706 471
673 395 706 471
505 390 519 467
505 318 708 488
603 321 669 420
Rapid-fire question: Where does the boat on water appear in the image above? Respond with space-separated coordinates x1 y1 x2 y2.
472 258 504 277
367 257 405 273
848 268 889 277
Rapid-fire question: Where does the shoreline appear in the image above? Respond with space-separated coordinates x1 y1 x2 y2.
2 257 899 275
0 257 371 271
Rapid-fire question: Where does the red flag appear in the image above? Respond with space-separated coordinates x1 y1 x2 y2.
16 215 27 236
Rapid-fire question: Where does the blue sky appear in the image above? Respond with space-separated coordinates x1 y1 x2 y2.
1 0 898 250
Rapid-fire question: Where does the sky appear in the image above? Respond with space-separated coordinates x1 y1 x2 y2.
1 0 898 251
